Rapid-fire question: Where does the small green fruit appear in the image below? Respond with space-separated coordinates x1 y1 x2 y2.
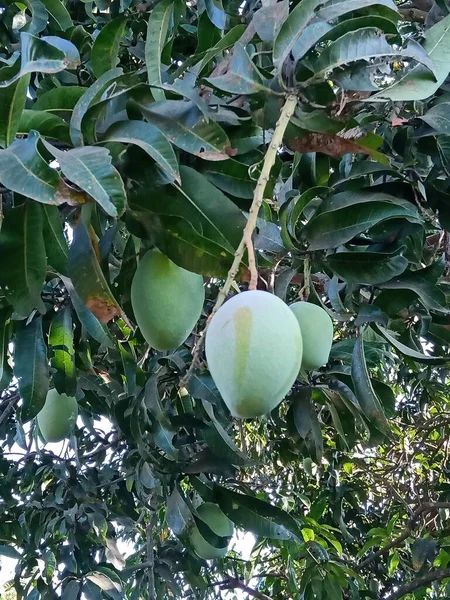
205 290 303 418
131 249 205 351
290 302 333 371
37 389 78 443
189 503 234 560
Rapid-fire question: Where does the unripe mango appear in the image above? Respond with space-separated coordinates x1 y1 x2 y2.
290 302 333 371
131 249 205 351
189 503 234 560
37 389 78 443
205 290 303 418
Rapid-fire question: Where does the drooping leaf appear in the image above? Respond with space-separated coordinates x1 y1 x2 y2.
17 109 71 143
85 570 122 600
92 15 127 78
166 485 194 537
44 142 126 217
41 0 73 31
42 205 69 275
0 74 30 148
205 0 227 29
102 120 180 183
327 249 408 284
0 201 46 317
49 306 76 396
14 317 49 422
421 102 450 135
206 43 267 95
145 0 173 101
373 324 448 365
377 270 449 314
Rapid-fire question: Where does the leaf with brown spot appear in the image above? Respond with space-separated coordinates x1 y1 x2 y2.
287 132 373 157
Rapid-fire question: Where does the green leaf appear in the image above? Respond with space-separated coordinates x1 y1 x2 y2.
145 0 173 101
206 43 267 95
373 324 448 365
215 485 302 541
44 143 126 217
327 249 408 284
166 486 194 537
202 401 251 466
92 15 127 78
102 120 180 183
205 0 227 29
42 205 69 275
0 74 30 148
85 571 122 600
309 28 435 83
49 306 76 396
187 374 222 405
60 275 114 348
134 100 234 161
0 545 21 559
376 14 450 101
0 307 12 387
41 0 73 31
68 221 121 324
378 270 448 314
62 580 81 600
0 201 46 317
421 102 450 134
199 24 246 71
0 131 61 204
14 317 49 422
70 68 122 147
305 199 420 250
411 538 438 572
20 32 80 77
289 387 323 462
34 86 86 114
351 335 390 436
17 109 71 143
21 0 48 35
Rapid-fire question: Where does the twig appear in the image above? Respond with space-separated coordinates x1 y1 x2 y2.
221 578 273 600
357 502 450 571
181 94 298 386
385 567 450 600
147 503 157 600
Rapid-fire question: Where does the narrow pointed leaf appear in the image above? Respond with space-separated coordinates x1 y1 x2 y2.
206 43 267 95
17 109 70 143
41 0 73 31
145 0 173 101
327 250 408 284
0 74 30 148
373 324 448 365
92 15 127 78
49 306 76 396
14 317 49 422
42 205 69 275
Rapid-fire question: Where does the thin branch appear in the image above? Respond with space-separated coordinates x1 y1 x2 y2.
221 578 273 600
181 94 298 386
358 502 450 571
385 567 450 600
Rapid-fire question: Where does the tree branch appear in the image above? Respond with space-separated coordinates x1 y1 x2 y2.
220 578 273 600
357 502 450 570
385 568 450 600
181 94 298 385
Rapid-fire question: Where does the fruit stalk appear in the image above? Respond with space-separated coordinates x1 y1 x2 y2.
182 93 298 385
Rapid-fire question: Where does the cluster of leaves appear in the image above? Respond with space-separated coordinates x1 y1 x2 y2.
2 0 450 599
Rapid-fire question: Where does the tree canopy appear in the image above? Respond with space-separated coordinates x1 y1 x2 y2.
2 0 450 599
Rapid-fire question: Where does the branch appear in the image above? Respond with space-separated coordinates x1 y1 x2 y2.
146 511 157 600
181 94 298 385
220 578 273 600
385 568 450 600
357 502 450 571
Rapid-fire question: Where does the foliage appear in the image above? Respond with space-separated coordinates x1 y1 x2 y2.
1 0 450 599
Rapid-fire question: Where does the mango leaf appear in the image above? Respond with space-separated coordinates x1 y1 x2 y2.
68 221 121 323
41 0 73 31
42 205 69 275
0 74 30 147
0 308 12 387
20 32 79 77
205 0 227 29
166 486 194 537
351 335 390 436
70 68 123 146
49 306 76 396
0 201 46 317
14 317 49 422
85 570 122 600
376 14 450 101
34 86 86 113
199 24 246 71
17 109 70 143
0 545 21 559
421 102 450 135
44 142 126 217
317 0 398 20
309 28 435 83
411 538 438 571
21 0 48 35
290 387 323 462
327 249 408 284
145 0 173 101
0 131 60 204
133 99 234 161
373 324 448 365
378 270 448 314
206 43 267 95
102 120 180 183
305 201 420 250
202 401 251 466
62 581 81 600
214 485 302 541
92 15 127 78
60 275 115 348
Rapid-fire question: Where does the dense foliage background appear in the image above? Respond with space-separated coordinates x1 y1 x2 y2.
2 0 450 598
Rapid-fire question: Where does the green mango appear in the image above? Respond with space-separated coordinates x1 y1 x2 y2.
131 249 205 351
205 290 303 418
290 302 333 371
189 503 234 560
37 389 78 443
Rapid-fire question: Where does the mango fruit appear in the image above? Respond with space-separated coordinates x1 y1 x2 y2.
205 290 303 418
290 302 333 371
189 502 234 560
131 249 205 351
37 389 78 443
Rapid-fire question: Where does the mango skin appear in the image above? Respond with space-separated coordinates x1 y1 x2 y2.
131 249 205 351
189 503 234 560
37 389 78 443
290 302 333 371
205 290 303 418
